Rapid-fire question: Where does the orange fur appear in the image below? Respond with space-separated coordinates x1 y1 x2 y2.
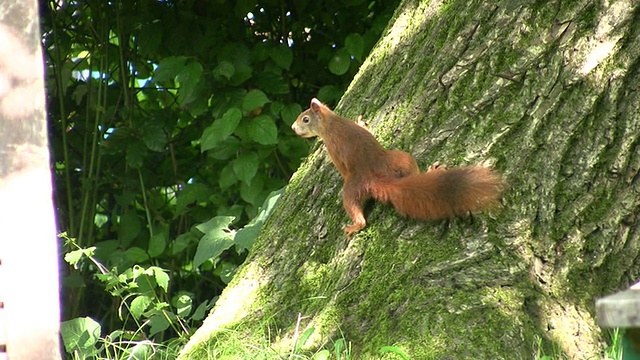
292 98 502 236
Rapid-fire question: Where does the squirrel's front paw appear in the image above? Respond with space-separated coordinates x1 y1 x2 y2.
355 115 371 132
427 161 447 172
344 223 365 237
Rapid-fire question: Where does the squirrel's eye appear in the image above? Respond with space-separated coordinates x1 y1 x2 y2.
302 116 310 123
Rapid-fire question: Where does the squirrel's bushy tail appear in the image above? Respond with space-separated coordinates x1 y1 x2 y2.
370 167 502 220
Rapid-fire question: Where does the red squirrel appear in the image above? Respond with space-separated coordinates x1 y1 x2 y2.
291 98 502 236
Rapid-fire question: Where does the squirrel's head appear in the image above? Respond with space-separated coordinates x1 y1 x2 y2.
291 98 327 138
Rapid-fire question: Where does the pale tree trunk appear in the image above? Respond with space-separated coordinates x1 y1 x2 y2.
181 0 640 358
0 1 61 359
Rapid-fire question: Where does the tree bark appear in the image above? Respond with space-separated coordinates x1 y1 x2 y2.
0 1 61 359
181 0 640 358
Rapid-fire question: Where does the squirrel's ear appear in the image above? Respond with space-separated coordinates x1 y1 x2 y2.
310 98 323 113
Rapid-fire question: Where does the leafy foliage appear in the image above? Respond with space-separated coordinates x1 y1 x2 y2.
59 188 282 358
42 0 400 353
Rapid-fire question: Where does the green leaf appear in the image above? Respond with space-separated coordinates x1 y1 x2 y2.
195 215 236 237
240 176 264 205
60 317 101 356
213 60 235 80
259 187 285 220
243 89 270 112
193 216 236 268
176 60 203 105
235 187 284 250
345 33 364 61
73 84 87 105
328 48 351 75
219 163 238 189
154 56 187 82
134 60 153 79
64 247 95 266
252 42 270 62
214 262 237 284
176 183 213 215
334 338 346 357
379 346 410 360
201 107 242 152
142 123 166 152
254 71 289 94
115 191 136 207
232 152 259 185
219 42 251 67
170 232 198 255
270 101 284 116
130 295 152 319
108 330 125 341
122 247 149 264
148 232 167 258
126 141 147 169
281 103 302 125
148 313 170 337
135 273 157 294
270 46 293 70
94 240 119 261
177 60 203 86
234 222 261 251
175 293 193 318
296 327 316 351
210 88 246 115
248 115 278 145
119 212 141 246
95 272 119 293
317 85 344 103
192 299 213 321
186 93 209 117
63 272 85 288
150 266 170 292
208 136 240 160
230 65 253 86
313 350 331 360
278 136 308 160
138 19 162 57
126 342 154 360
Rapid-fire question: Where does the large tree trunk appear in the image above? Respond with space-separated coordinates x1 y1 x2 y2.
181 0 640 358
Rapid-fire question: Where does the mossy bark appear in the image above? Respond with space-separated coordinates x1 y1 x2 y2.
180 0 640 359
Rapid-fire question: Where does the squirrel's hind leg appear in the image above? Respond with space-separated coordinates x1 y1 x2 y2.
342 182 367 237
